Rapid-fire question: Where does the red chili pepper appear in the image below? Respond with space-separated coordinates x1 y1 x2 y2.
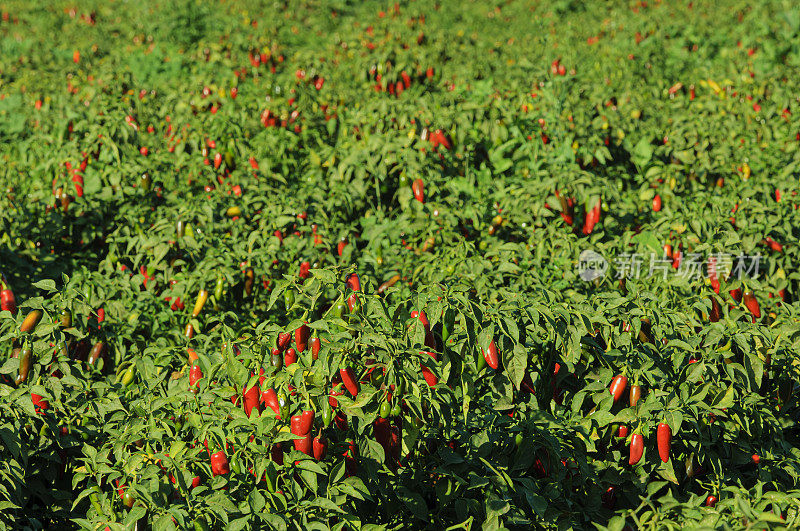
210 450 230 476
189 363 203 389
345 273 361 292
481 340 500 370
299 410 315 435
31 393 50 412
609 375 628 403
347 292 359 312
284 348 297 366
310 337 321 360
705 495 717 507
260 387 280 417
629 385 642 407
765 237 783 253
290 414 304 435
340 367 359 397
629 433 644 465
0 283 16 314
298 261 311 280
313 436 328 460
243 379 260 418
601 486 616 509
743 290 761 319
657 423 672 462
412 179 425 203
411 310 430 331
421 350 439 386
295 324 310 353
652 194 662 212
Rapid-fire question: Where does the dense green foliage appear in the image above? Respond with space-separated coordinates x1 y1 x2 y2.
1 0 800 529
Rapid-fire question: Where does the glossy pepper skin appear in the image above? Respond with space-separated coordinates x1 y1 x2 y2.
87 342 109 371
295 324 310 353
260 388 281 417
609 375 628 403
313 436 328 460
21 310 43 334
481 340 500 370
743 290 761 319
345 273 361 292
15 348 32 385
310 337 321 360
412 178 424 203
277 332 291 351
347 292 359 313
0 284 16 314
299 410 315 434
629 385 642 407
340 367 360 397
243 378 260 417
192 289 209 317
213 275 224 309
210 450 230 476
657 423 672 462
629 433 644 465
121 365 136 387
189 363 203 390
290 414 314 455
321 405 334 428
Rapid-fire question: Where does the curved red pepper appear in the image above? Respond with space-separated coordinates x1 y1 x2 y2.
0 286 16 314
300 410 315 434
481 340 500 370
345 273 361 292
657 423 671 463
295 324 310 353
412 178 424 203
629 433 644 465
743 291 761 319
189 364 203 389
313 436 328 460
243 378 260 417
260 388 280 417
609 375 628 403
340 367 359 397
